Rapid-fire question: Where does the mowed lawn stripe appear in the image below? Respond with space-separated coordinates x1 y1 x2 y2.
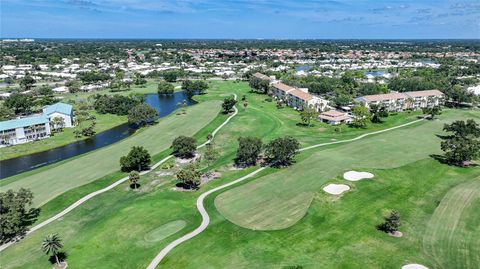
423 178 480 269
215 110 479 230
0 100 221 206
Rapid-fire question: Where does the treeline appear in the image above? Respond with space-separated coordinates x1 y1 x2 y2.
93 94 142 115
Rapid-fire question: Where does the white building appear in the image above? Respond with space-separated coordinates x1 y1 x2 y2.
43 102 74 128
0 102 74 146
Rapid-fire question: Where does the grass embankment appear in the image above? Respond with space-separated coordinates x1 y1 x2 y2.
0 79 164 160
1 81 478 269
0 112 126 161
0 99 221 206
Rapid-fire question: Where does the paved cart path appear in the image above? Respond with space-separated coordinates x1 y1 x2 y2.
146 117 425 269
0 94 238 252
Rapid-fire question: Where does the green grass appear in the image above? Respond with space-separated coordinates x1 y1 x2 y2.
143 220 187 244
0 111 127 161
214 109 478 230
0 100 222 206
1 81 478 269
423 179 480 269
161 159 480 269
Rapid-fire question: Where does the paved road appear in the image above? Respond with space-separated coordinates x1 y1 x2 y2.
0 94 238 252
146 117 425 269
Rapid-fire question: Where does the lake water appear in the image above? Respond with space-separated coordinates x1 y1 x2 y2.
296 65 312 72
0 91 195 179
364 71 386 77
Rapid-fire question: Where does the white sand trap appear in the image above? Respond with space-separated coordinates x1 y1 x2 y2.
402 264 429 269
343 171 374 181
323 184 350 195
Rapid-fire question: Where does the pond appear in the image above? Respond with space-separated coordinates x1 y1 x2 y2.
364 71 387 77
0 91 195 179
296 65 313 72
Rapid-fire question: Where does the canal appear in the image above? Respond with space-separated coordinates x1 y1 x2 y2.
0 92 195 179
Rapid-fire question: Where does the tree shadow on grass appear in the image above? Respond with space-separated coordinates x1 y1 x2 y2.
175 182 199 190
295 122 315 128
430 154 479 168
129 183 141 189
48 252 68 264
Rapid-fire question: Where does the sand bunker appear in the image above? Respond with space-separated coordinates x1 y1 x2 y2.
402 264 428 269
343 171 374 181
323 184 350 195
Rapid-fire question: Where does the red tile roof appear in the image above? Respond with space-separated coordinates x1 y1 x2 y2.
289 88 313 101
272 82 294 93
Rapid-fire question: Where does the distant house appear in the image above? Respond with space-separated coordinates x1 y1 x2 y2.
355 90 444 112
43 102 74 129
319 110 352 125
52 86 69 93
0 102 74 146
253 72 274 82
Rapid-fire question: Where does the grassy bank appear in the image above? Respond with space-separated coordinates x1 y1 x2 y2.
0 99 222 206
0 111 127 161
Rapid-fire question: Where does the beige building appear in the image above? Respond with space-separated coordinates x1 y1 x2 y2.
319 110 352 125
355 90 443 112
270 82 329 112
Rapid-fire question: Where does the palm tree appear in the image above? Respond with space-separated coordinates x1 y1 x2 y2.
129 171 140 189
41 234 64 266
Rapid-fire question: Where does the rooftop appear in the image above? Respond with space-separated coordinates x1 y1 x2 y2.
0 115 49 132
253 72 272 81
272 82 294 93
405 89 443 98
289 88 313 101
44 102 73 116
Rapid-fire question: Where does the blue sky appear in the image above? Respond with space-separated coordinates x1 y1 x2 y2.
1 0 479 39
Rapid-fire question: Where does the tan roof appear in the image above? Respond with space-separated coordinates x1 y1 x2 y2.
289 88 313 101
272 82 294 93
253 72 272 81
319 110 351 121
361 92 407 102
405 90 443 98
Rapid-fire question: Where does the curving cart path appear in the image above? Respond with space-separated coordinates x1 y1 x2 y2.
0 94 238 253
146 117 426 269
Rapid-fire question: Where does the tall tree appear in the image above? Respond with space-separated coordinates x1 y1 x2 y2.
128 104 158 126
235 136 263 167
171 136 197 158
299 108 318 126
0 188 39 243
204 143 219 166
119 146 151 172
264 136 300 166
41 234 64 266
440 119 480 166
20 73 36 91
129 171 140 189
351 105 371 128
249 77 270 94
175 163 201 189
422 107 442 120
222 97 237 113
4 93 33 114
0 104 15 120
157 81 175 94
